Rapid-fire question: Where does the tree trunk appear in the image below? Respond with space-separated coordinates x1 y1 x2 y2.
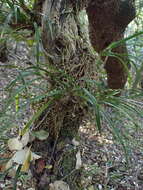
87 0 135 89
30 0 136 189
31 1 96 189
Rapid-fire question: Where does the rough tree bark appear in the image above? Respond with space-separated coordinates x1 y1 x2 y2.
87 0 135 89
31 1 96 189
30 0 136 189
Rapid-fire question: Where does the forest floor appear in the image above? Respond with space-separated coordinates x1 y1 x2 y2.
0 42 143 190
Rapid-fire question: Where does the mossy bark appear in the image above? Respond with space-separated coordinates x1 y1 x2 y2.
31 1 135 189
31 1 96 189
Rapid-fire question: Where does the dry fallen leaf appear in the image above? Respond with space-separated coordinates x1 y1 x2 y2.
5 159 13 170
21 132 30 147
21 147 31 172
12 148 28 164
5 159 16 177
0 153 12 172
72 138 80 146
35 158 46 174
49 180 70 190
8 138 23 151
5 147 41 174
8 132 30 152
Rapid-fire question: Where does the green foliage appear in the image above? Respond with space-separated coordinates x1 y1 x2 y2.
1 2 143 189
0 19 143 155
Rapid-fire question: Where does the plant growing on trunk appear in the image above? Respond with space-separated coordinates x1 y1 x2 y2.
0 0 139 189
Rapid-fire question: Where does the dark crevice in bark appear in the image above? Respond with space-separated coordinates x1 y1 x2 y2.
0 41 8 62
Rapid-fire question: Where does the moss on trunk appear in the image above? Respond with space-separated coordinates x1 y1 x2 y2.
30 0 136 189
31 1 96 189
